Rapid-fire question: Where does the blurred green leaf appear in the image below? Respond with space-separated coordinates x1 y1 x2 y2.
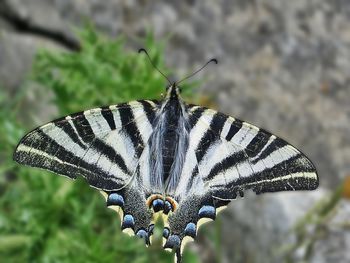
31 26 171 115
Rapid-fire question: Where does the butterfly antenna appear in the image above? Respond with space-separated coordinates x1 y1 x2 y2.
138 48 172 85
176 58 218 85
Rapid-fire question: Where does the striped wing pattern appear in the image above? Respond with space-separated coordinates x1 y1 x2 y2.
165 106 318 262
173 105 319 199
13 100 158 190
191 106 318 198
13 99 161 249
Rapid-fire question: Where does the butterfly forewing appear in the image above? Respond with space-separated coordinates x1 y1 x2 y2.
13 100 159 191
181 106 318 200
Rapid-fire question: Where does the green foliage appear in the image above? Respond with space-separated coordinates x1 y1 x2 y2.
0 27 197 263
33 27 176 115
0 91 24 176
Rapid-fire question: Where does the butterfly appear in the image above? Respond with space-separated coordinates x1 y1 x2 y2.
13 50 319 263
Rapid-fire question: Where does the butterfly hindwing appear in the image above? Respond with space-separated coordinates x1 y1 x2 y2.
102 188 153 242
163 107 232 261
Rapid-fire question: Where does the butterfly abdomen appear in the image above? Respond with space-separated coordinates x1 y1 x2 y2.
163 130 178 183
162 99 181 183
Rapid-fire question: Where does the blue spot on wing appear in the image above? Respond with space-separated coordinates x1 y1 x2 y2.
164 235 181 249
122 214 135 229
198 205 216 220
107 193 125 207
136 229 148 239
184 223 197 238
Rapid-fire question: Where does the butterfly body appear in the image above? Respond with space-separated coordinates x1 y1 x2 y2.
14 82 318 263
148 84 189 195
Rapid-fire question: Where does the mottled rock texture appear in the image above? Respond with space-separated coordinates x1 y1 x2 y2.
1 1 349 262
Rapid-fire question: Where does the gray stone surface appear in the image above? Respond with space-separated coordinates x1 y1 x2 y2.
311 199 350 263
0 30 59 92
217 190 324 263
1 0 350 262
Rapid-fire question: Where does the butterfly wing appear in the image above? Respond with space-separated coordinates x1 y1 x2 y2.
166 105 318 262
14 100 159 241
162 106 231 262
192 107 319 199
14 100 158 190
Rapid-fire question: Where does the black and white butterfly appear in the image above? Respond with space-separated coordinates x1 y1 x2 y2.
13 53 318 263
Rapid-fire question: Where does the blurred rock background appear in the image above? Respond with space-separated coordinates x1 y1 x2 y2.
1 1 349 262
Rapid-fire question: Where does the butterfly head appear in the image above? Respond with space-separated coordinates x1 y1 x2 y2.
165 82 182 100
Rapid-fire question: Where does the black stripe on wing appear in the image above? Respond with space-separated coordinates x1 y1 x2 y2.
225 119 243 141
205 150 248 180
55 121 87 150
187 112 230 192
13 129 124 190
119 104 144 157
210 154 318 200
60 112 130 175
138 100 158 126
91 139 130 175
245 129 272 158
187 106 206 129
72 114 95 144
250 136 287 163
195 113 226 162
101 107 117 130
